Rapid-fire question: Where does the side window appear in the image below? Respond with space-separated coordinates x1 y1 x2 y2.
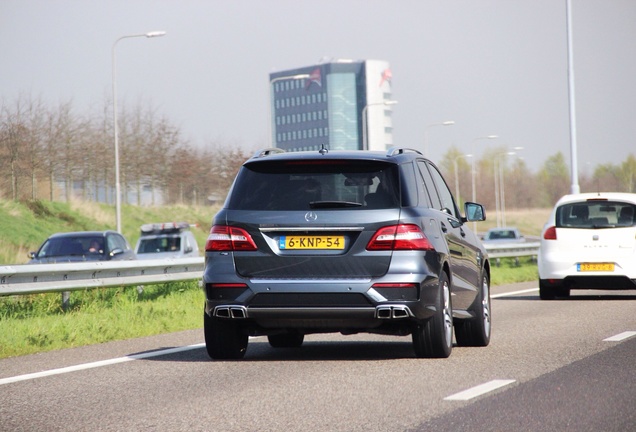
417 161 441 209
399 162 421 207
109 234 128 251
427 163 459 219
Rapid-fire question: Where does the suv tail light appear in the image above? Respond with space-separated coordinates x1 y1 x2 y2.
367 224 434 251
206 225 257 251
543 226 557 240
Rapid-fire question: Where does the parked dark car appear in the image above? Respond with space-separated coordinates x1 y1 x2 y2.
29 231 136 264
203 147 491 359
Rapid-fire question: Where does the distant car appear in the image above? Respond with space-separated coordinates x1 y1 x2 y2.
538 192 636 300
202 147 491 360
134 222 199 259
482 227 525 244
29 231 136 264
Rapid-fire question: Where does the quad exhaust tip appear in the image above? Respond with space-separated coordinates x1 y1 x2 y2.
214 305 411 320
376 305 413 319
214 306 248 319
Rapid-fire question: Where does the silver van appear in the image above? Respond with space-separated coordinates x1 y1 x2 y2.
135 222 199 259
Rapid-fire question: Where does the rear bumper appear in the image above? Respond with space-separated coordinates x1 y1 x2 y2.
204 278 440 332
540 276 636 291
208 304 423 335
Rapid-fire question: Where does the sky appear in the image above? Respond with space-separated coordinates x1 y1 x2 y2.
2 0 635 174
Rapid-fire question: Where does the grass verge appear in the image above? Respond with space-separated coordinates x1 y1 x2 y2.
489 257 538 286
0 281 204 359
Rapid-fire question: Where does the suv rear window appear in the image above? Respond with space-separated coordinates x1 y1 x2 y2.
227 160 400 211
556 201 636 228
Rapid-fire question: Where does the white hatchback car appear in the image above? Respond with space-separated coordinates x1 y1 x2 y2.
538 192 636 300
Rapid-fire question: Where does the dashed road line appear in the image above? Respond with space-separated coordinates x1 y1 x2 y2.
491 288 538 299
444 379 517 401
603 331 636 342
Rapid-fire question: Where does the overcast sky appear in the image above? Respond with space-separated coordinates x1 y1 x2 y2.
2 0 635 173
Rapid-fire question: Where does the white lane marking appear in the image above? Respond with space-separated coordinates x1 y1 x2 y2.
0 343 205 386
603 331 636 342
491 288 538 299
444 379 516 401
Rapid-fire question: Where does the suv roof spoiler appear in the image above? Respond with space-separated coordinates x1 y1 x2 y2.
253 148 286 158
250 147 423 159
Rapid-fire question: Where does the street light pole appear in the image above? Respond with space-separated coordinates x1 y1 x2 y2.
470 135 498 204
269 74 310 146
499 146 523 227
470 135 498 232
423 120 455 158
493 151 515 227
453 153 472 206
362 100 398 150
112 31 166 233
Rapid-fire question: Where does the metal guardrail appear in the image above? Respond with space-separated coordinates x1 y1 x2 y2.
483 240 540 267
0 258 204 297
484 242 540 259
0 240 540 298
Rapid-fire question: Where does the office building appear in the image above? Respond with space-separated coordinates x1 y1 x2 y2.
269 59 395 151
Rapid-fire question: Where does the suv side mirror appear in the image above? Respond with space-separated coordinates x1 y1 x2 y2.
464 202 486 222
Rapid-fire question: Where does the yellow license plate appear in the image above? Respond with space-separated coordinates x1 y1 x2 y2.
578 263 615 272
279 236 345 250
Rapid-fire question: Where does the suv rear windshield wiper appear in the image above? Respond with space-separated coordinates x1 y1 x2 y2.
309 201 363 209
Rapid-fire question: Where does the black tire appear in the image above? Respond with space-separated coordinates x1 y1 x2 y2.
455 271 491 347
539 280 555 300
204 312 248 360
412 272 453 358
539 280 570 300
268 332 304 348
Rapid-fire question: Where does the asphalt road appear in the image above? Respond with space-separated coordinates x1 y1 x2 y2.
1 282 635 432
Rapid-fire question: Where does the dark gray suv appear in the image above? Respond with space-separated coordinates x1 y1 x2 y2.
203 147 491 359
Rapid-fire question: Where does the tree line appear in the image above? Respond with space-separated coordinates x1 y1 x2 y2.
0 95 250 206
2 94 635 208
438 147 636 210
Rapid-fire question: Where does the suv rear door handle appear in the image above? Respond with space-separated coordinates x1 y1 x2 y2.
440 222 448 233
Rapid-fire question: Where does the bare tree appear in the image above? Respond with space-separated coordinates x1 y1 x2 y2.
1 98 29 200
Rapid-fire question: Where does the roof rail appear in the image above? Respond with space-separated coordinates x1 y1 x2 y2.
253 148 286 158
386 147 423 157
